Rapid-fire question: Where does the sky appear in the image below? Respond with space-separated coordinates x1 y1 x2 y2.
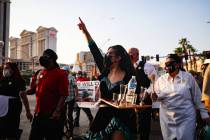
10 0 210 64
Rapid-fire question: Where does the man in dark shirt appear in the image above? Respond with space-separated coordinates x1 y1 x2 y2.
128 48 156 140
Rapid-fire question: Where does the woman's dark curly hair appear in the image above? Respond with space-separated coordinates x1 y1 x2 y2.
107 45 135 75
4 62 25 83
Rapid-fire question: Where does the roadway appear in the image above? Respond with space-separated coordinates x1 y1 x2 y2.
20 96 163 140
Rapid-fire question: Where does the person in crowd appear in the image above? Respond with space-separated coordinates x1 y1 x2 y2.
74 71 93 127
78 17 136 140
128 48 157 140
28 49 69 140
0 62 33 140
189 70 203 90
152 54 210 140
76 71 89 81
201 58 210 111
62 66 78 139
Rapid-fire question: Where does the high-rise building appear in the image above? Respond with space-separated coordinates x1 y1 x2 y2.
9 37 20 59
20 30 36 60
36 26 57 57
0 0 10 65
9 26 57 60
9 26 57 71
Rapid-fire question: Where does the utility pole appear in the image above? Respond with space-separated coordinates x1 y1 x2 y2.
0 0 10 65
0 41 4 65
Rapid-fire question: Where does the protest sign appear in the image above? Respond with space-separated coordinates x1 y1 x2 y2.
76 80 100 108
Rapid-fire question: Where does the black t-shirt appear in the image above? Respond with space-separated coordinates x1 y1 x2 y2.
0 77 26 98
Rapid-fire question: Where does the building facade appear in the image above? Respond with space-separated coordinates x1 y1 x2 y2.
36 26 57 57
73 51 101 79
9 26 57 71
9 37 20 59
19 30 36 60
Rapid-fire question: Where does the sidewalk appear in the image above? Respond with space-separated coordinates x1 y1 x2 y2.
20 96 162 140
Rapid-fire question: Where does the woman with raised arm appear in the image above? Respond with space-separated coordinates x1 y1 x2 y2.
78 17 136 140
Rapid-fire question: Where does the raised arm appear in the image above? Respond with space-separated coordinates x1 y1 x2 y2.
78 17 104 73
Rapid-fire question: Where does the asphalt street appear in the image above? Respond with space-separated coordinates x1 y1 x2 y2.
20 96 163 140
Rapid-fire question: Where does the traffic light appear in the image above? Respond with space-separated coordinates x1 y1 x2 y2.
141 56 146 62
156 54 159 61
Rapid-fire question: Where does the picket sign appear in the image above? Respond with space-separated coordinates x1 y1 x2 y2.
75 80 160 109
76 81 100 108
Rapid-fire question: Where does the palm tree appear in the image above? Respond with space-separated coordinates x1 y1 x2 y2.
174 47 183 56
176 38 199 71
178 38 189 71
187 44 197 71
186 44 193 70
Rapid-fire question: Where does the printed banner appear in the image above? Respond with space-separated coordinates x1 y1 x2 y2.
76 80 100 108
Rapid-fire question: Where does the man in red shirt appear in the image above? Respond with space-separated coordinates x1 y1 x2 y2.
29 49 69 140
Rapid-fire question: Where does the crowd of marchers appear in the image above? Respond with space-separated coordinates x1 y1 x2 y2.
0 17 210 140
